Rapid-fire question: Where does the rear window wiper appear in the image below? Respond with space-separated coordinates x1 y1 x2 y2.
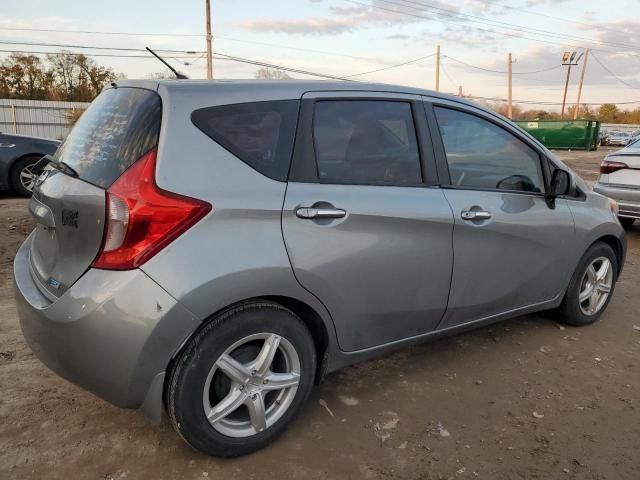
33 154 79 178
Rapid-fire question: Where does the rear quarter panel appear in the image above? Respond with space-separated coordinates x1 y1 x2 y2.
139 83 339 357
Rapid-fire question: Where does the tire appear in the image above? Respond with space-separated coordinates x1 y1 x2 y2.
10 155 41 197
559 242 618 326
618 217 635 229
167 301 316 457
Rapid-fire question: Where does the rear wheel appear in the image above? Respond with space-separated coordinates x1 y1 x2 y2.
168 302 316 457
559 242 618 326
10 155 41 196
618 217 636 229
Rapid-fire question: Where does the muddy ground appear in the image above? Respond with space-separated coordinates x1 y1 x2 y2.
1 148 639 480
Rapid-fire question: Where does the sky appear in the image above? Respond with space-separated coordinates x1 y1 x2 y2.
2 0 640 111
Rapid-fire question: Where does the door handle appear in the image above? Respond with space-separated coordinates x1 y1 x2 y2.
461 209 492 221
296 207 346 220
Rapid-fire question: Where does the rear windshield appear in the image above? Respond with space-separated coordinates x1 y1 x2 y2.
191 100 299 181
55 87 161 188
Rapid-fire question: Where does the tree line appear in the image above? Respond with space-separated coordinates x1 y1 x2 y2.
469 101 640 124
2 56 639 124
0 53 121 102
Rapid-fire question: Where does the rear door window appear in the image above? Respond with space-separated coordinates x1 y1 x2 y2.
313 100 422 185
434 107 544 193
55 87 161 188
191 100 299 181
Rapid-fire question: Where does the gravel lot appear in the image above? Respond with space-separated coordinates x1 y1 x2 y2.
1 148 639 480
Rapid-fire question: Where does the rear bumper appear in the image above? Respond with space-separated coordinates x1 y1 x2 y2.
14 233 201 422
593 182 640 219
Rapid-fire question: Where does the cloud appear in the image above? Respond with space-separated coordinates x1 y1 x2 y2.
238 1 463 36
387 34 410 40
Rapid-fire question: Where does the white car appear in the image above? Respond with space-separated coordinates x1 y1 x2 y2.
595 137 640 228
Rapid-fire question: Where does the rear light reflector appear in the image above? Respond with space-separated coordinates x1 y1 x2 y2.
600 160 629 174
92 147 212 270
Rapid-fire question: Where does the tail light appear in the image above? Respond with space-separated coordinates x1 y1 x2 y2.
600 160 629 174
92 148 212 270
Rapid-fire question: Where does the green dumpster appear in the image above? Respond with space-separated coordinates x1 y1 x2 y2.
515 119 600 151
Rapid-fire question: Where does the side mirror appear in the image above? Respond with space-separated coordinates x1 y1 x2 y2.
550 169 571 196
546 169 571 208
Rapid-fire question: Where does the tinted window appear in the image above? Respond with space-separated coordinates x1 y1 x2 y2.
434 107 544 193
55 87 161 188
191 100 299 181
313 101 422 185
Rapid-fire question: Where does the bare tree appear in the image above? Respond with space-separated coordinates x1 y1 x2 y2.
254 67 292 80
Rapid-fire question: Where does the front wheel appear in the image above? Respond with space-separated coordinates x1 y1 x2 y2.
559 242 618 326
167 302 316 457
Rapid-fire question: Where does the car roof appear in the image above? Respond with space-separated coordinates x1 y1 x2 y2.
112 78 481 109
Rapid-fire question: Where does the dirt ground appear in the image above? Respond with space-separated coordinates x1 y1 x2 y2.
1 148 639 480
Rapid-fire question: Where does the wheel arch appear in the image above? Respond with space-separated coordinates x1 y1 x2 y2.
590 234 625 278
163 295 332 406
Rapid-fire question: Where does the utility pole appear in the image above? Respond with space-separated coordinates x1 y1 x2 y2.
458 85 463 97
205 0 213 80
560 65 572 119
574 49 589 120
507 53 513 120
435 45 440 92
560 51 580 120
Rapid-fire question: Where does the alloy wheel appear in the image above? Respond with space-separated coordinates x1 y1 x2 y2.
579 256 613 316
202 333 301 438
19 163 37 192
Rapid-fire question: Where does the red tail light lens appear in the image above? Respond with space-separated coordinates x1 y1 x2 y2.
600 160 629 174
92 148 212 270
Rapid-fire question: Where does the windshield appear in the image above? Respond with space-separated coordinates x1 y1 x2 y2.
55 87 161 188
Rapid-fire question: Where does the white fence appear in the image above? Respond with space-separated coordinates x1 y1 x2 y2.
0 99 90 140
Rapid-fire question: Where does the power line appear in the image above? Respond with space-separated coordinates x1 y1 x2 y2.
444 55 562 75
503 7 626 36
210 51 353 80
384 0 640 53
0 39 203 54
344 0 640 57
0 25 414 67
440 63 458 90
0 26 205 37
0 49 201 59
343 53 435 77
590 52 640 90
0 46 352 80
3 47 640 106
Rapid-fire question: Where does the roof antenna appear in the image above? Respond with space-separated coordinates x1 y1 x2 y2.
145 47 189 79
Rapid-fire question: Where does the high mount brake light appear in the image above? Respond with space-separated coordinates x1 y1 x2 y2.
92 148 212 270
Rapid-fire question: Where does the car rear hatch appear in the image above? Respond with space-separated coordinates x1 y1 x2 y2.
28 86 162 299
600 151 640 188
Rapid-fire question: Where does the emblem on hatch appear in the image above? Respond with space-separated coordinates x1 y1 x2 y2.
61 209 79 228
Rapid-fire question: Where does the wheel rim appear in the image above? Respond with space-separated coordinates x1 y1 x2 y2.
202 333 301 438
579 256 613 316
19 163 37 192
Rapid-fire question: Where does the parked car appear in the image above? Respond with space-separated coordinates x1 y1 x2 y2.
0 132 60 196
607 131 632 147
595 136 640 229
14 80 626 457
599 130 610 146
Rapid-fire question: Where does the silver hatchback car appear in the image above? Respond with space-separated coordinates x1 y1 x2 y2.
14 80 626 457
